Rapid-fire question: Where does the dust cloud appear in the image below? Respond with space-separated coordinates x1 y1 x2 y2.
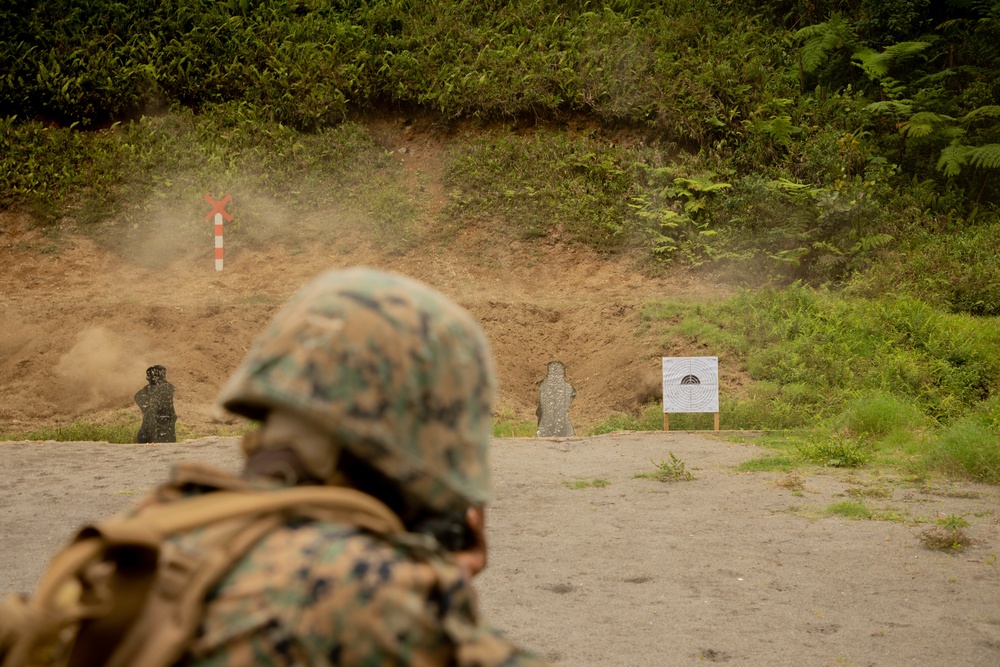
53 327 156 413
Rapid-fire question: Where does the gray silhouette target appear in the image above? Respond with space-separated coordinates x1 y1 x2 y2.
662 357 719 413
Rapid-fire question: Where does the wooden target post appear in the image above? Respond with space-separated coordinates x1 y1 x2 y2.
662 357 720 431
204 194 232 271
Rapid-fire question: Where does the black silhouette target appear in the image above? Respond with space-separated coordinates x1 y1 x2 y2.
662 357 719 413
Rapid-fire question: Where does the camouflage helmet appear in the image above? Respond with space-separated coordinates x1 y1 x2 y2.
217 267 496 512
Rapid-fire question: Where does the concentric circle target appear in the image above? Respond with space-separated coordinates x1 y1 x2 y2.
662 357 719 413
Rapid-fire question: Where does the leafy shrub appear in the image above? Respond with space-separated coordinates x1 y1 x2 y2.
929 400 1000 484
837 392 927 439
445 130 646 250
850 222 1000 316
920 514 973 552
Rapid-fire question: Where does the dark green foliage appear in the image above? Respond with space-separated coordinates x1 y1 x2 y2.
445 130 737 259
0 0 996 308
785 3 1000 203
0 0 789 140
445 130 642 249
850 221 1000 316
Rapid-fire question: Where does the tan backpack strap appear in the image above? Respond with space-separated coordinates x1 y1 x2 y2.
103 486 402 667
105 514 286 667
28 539 106 611
1 538 114 667
2 486 403 667
97 485 404 543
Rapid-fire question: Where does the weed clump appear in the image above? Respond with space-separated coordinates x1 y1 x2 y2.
919 515 973 553
634 453 695 482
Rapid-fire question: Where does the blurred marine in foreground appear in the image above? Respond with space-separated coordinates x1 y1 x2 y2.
182 267 550 665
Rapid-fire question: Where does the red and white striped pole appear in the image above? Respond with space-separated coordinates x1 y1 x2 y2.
204 194 232 271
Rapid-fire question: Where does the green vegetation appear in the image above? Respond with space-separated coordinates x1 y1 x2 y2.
0 414 254 443
492 410 537 438
563 477 611 490
0 414 139 444
797 436 873 468
3 1 997 280
589 403 664 435
609 288 1000 483
1 2 997 485
0 108 417 254
634 453 695 482
826 500 874 520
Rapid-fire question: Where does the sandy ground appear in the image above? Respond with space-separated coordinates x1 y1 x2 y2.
2 433 998 666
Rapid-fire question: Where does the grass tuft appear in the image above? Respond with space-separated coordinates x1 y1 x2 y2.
737 455 796 472
927 398 1000 484
826 500 873 520
2 416 140 444
492 408 536 438
563 478 611 490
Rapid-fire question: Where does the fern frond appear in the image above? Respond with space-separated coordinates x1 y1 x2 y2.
799 38 834 74
912 70 955 88
881 40 933 63
961 105 1000 124
795 14 856 74
909 111 955 125
760 115 801 146
853 233 895 253
936 142 974 177
864 100 912 117
899 112 955 138
969 144 1000 170
899 121 933 138
852 48 888 80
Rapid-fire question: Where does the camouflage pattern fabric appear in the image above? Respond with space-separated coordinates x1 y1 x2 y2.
218 268 497 515
134 468 553 667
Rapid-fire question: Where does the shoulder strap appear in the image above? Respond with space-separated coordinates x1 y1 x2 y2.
96 485 404 545
2 486 403 667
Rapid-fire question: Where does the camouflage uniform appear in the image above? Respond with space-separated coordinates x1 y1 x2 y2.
131 464 548 667
168 268 551 667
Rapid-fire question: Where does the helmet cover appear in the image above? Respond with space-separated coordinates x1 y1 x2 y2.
218 268 496 512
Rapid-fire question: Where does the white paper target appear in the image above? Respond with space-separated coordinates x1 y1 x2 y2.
662 357 719 413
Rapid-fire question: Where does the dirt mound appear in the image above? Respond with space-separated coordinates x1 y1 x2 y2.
0 116 736 435
0 207 732 435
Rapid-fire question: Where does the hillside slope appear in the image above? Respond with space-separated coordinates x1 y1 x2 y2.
0 119 733 436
